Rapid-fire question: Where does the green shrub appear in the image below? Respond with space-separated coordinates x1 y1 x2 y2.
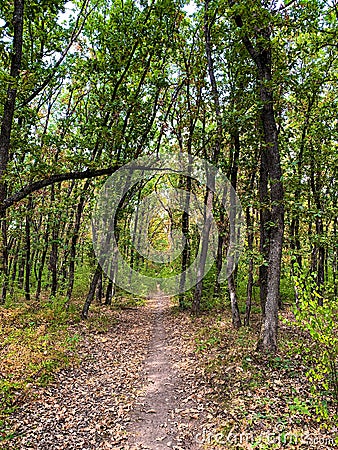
287 266 338 424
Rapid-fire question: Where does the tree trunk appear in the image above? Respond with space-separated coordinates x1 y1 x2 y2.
193 0 222 313
244 206 254 326
0 0 24 303
229 274 241 329
309 146 324 306
227 131 241 328
257 80 284 352
179 175 191 308
96 271 103 304
257 74 284 352
316 217 324 306
192 185 214 314
105 279 114 306
259 146 270 317
49 185 59 298
129 188 142 284
18 249 25 290
66 190 87 303
35 219 50 300
10 235 20 295
82 264 102 319
25 197 32 301
233 9 285 352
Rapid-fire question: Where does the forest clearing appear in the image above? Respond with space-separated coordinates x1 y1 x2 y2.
0 0 338 448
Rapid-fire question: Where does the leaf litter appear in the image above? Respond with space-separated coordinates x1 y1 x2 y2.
2 297 337 449
1 297 206 449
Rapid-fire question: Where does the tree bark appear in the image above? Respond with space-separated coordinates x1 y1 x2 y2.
233 6 285 352
259 145 270 317
96 271 103 304
35 231 49 300
24 196 32 301
105 279 114 306
192 183 214 314
81 264 102 319
0 0 24 303
244 206 254 326
179 174 191 308
227 131 242 328
10 235 20 295
193 0 221 313
3 165 119 211
66 189 87 303
48 185 59 298
257 71 284 352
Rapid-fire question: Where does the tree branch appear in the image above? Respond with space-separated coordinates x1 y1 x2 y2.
2 166 119 210
232 14 262 69
278 0 297 12
2 163 185 211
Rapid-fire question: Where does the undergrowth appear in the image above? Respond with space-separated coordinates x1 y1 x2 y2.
0 297 80 420
0 294 122 441
191 305 338 449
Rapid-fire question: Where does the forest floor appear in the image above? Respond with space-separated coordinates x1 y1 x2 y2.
1 295 337 449
1 295 207 450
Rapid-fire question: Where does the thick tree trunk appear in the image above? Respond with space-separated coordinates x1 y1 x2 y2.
129 188 142 284
0 0 24 303
232 10 284 352
257 76 284 352
259 146 270 317
256 67 284 351
0 219 9 303
215 128 240 295
214 229 225 295
36 245 48 300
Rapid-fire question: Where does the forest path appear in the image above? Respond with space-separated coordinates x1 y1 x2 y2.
126 295 201 449
3 297 205 450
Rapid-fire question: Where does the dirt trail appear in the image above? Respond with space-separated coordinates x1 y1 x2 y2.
127 296 200 449
2 298 204 450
